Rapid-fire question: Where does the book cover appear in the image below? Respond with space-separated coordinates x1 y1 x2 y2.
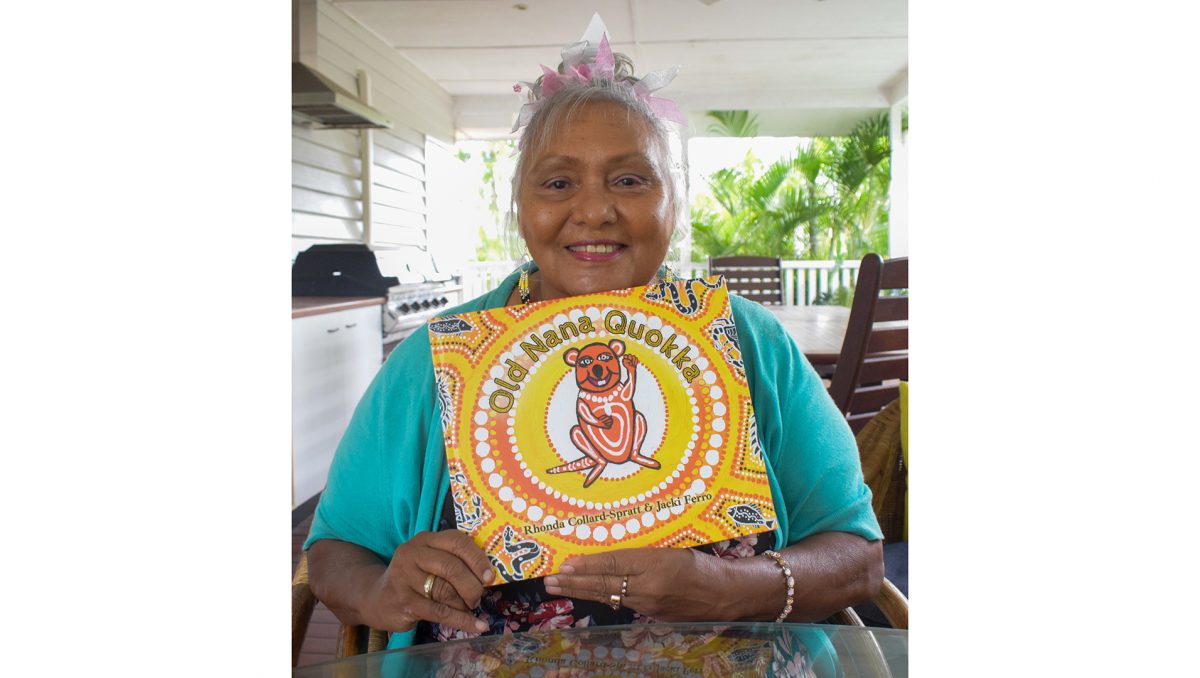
428 276 777 583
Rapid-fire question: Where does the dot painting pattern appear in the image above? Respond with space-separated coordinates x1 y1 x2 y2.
430 278 777 582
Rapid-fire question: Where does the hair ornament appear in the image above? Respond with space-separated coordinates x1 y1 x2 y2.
510 13 687 144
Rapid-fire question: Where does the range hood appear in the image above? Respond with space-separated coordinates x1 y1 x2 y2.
292 62 392 129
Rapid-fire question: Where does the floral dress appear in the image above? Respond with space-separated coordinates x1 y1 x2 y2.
413 493 778 643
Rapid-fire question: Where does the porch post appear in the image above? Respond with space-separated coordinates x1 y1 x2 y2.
885 70 908 258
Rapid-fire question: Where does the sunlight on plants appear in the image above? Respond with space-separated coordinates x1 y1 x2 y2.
690 112 893 265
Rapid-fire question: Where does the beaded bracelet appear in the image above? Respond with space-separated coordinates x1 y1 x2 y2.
763 550 795 623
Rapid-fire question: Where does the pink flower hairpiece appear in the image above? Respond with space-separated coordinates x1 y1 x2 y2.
511 14 686 147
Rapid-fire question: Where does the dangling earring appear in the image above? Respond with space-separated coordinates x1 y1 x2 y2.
518 263 531 305
658 264 677 285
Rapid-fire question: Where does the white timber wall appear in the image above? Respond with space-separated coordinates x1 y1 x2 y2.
292 0 455 259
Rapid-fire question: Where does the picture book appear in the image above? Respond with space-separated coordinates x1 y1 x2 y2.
428 276 777 583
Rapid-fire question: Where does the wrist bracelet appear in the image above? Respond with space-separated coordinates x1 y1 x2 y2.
763 550 795 623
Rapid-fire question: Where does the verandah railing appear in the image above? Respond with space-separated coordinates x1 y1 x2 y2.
459 259 861 307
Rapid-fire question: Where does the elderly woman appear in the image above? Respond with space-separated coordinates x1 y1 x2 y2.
305 25 883 650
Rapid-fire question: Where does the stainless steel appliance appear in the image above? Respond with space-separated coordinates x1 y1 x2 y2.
292 244 463 355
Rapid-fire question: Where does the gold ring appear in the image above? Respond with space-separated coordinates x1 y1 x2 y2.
609 593 622 610
423 573 438 599
621 575 629 597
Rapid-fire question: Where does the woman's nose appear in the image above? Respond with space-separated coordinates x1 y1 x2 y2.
572 183 616 227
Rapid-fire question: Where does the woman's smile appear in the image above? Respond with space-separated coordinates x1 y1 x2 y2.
566 240 627 262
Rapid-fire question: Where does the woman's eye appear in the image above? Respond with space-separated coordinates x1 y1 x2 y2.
546 179 570 190
615 176 644 187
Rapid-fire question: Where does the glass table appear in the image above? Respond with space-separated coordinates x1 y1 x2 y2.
294 622 907 677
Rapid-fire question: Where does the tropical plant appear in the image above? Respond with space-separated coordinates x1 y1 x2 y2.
690 148 829 260
812 285 855 307
460 140 524 260
691 111 894 266
705 110 759 137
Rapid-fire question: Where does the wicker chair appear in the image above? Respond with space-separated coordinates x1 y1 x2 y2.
291 553 388 667
846 398 909 628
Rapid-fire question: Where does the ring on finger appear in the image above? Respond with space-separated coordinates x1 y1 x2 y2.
423 573 438 599
621 575 629 598
608 593 622 610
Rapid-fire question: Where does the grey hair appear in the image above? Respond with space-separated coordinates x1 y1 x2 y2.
506 52 689 267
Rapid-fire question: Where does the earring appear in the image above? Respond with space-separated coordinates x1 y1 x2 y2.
658 264 677 285
518 264 531 304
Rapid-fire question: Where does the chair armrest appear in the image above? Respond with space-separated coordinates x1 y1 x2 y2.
871 577 908 629
292 554 319 667
830 605 866 626
835 576 908 629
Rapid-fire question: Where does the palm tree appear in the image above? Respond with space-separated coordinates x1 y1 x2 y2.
691 150 825 259
704 110 759 137
690 111 893 266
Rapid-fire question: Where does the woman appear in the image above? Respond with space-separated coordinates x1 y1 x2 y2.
305 22 883 650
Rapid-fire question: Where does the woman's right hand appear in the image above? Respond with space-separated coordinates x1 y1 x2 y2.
307 532 496 636
362 530 496 634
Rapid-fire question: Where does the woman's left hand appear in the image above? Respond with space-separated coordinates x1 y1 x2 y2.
543 547 730 621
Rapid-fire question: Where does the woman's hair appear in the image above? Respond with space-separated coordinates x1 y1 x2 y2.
506 52 689 265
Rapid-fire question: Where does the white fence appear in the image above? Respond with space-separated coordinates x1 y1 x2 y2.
459 259 861 306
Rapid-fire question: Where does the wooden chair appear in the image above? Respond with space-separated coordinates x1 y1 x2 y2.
827 254 908 434
292 552 388 667
709 256 785 305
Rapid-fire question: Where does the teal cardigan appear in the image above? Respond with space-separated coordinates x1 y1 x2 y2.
305 269 882 650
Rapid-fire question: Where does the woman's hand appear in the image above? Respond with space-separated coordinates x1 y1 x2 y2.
542 547 732 621
308 532 496 635
368 530 495 634
540 533 883 623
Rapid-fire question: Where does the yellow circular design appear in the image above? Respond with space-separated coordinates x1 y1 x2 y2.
511 332 695 506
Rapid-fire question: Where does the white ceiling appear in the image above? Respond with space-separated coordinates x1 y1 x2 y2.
332 0 908 138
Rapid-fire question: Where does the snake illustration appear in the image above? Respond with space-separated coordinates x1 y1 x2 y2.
644 277 723 315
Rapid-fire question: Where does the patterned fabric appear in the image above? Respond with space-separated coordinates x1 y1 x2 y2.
415 493 777 643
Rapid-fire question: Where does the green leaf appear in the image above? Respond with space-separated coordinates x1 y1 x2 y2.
704 110 760 137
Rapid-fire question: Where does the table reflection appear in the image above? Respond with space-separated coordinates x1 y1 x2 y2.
294 622 907 678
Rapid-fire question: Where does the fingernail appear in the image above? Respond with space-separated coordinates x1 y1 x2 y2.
482 569 495 583
545 576 559 587
559 564 575 574
475 620 488 632
545 585 561 594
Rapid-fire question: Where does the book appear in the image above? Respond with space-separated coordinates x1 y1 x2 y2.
428 276 777 583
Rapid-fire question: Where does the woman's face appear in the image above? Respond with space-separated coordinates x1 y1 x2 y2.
517 101 674 302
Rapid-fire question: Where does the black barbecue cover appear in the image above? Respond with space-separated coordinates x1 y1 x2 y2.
291 244 399 296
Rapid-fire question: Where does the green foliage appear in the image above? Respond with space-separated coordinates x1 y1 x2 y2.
461 140 524 260
812 285 855 308
691 149 824 259
705 110 760 137
691 112 895 264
